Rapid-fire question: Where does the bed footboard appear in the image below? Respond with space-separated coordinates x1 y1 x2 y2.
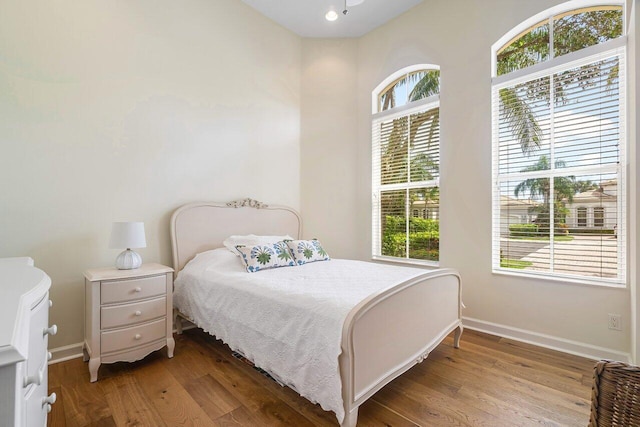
338 268 462 427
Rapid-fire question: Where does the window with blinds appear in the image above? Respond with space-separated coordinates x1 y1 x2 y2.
372 67 440 263
491 4 626 285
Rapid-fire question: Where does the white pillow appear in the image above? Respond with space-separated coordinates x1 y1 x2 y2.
235 241 296 272
223 234 293 256
285 239 330 265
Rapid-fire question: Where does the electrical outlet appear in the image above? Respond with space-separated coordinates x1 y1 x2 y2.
608 313 622 331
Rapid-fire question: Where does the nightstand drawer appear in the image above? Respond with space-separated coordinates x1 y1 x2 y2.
101 318 166 354
101 275 166 304
101 296 166 329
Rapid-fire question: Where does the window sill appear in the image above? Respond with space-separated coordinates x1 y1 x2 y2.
372 255 439 269
492 268 627 289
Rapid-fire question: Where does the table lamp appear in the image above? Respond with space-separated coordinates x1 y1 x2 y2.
109 222 146 270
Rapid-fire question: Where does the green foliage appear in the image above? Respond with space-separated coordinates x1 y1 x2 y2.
574 180 598 193
512 155 575 236
498 23 549 76
382 216 439 261
568 228 615 235
531 205 570 235
409 70 440 102
409 248 439 261
508 223 539 237
380 108 439 186
501 258 533 269
499 87 543 155
496 8 622 156
380 69 440 111
554 10 623 57
497 9 622 76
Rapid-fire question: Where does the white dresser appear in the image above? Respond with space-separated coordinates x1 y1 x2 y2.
0 258 57 427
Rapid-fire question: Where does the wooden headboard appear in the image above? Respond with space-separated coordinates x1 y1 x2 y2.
170 198 302 273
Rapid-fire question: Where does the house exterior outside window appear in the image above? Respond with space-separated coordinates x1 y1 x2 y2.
372 66 441 264
491 1 626 285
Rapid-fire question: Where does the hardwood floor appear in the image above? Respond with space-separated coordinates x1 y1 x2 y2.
48 328 595 426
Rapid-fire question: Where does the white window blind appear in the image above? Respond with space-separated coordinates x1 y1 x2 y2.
372 101 440 263
492 47 626 285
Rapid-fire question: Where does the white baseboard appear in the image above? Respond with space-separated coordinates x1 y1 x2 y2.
462 316 631 363
48 324 199 365
49 342 84 365
52 320 625 366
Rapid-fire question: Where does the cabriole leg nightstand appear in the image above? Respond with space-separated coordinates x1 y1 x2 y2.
83 263 174 382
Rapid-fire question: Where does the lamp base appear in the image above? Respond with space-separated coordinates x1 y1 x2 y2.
115 249 142 270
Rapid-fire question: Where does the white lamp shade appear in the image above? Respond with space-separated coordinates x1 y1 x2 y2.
109 222 147 249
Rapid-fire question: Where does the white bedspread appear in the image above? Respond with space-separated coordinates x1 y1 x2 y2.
173 248 430 424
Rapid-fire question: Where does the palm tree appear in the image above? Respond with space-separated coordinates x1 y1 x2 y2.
497 9 622 156
380 70 440 111
574 180 598 194
514 156 576 233
499 87 542 155
514 156 575 205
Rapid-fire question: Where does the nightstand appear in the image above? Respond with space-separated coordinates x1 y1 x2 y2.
83 263 174 382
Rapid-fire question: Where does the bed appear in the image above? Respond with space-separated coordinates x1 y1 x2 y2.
170 198 463 427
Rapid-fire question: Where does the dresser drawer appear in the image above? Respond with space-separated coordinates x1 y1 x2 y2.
101 318 166 354
24 364 48 427
101 275 166 304
101 296 166 329
26 294 49 384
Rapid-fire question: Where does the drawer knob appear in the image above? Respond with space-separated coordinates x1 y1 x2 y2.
134 334 142 340
23 370 43 387
134 287 142 293
43 325 58 337
43 392 57 412
134 310 142 316
49 300 53 308
47 351 53 361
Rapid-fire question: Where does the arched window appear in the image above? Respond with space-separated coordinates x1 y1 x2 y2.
491 1 626 285
372 65 440 263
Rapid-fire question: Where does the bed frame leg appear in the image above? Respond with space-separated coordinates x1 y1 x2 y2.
174 309 183 335
341 409 358 427
454 324 464 348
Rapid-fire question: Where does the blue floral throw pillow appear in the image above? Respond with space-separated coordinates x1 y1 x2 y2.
236 241 296 273
284 239 330 265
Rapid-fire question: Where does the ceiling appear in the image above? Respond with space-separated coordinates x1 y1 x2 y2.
240 0 424 38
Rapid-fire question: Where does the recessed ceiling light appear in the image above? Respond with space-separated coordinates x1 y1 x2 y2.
325 10 338 21
346 0 365 5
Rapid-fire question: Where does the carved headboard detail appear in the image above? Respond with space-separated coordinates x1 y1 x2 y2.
170 199 301 273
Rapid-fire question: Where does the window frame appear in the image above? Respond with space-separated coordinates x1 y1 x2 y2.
491 1 627 287
594 207 605 228
577 207 588 227
372 65 441 266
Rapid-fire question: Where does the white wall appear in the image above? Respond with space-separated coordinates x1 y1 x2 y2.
2 0 635 360
301 0 635 359
0 0 301 349
300 39 359 257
